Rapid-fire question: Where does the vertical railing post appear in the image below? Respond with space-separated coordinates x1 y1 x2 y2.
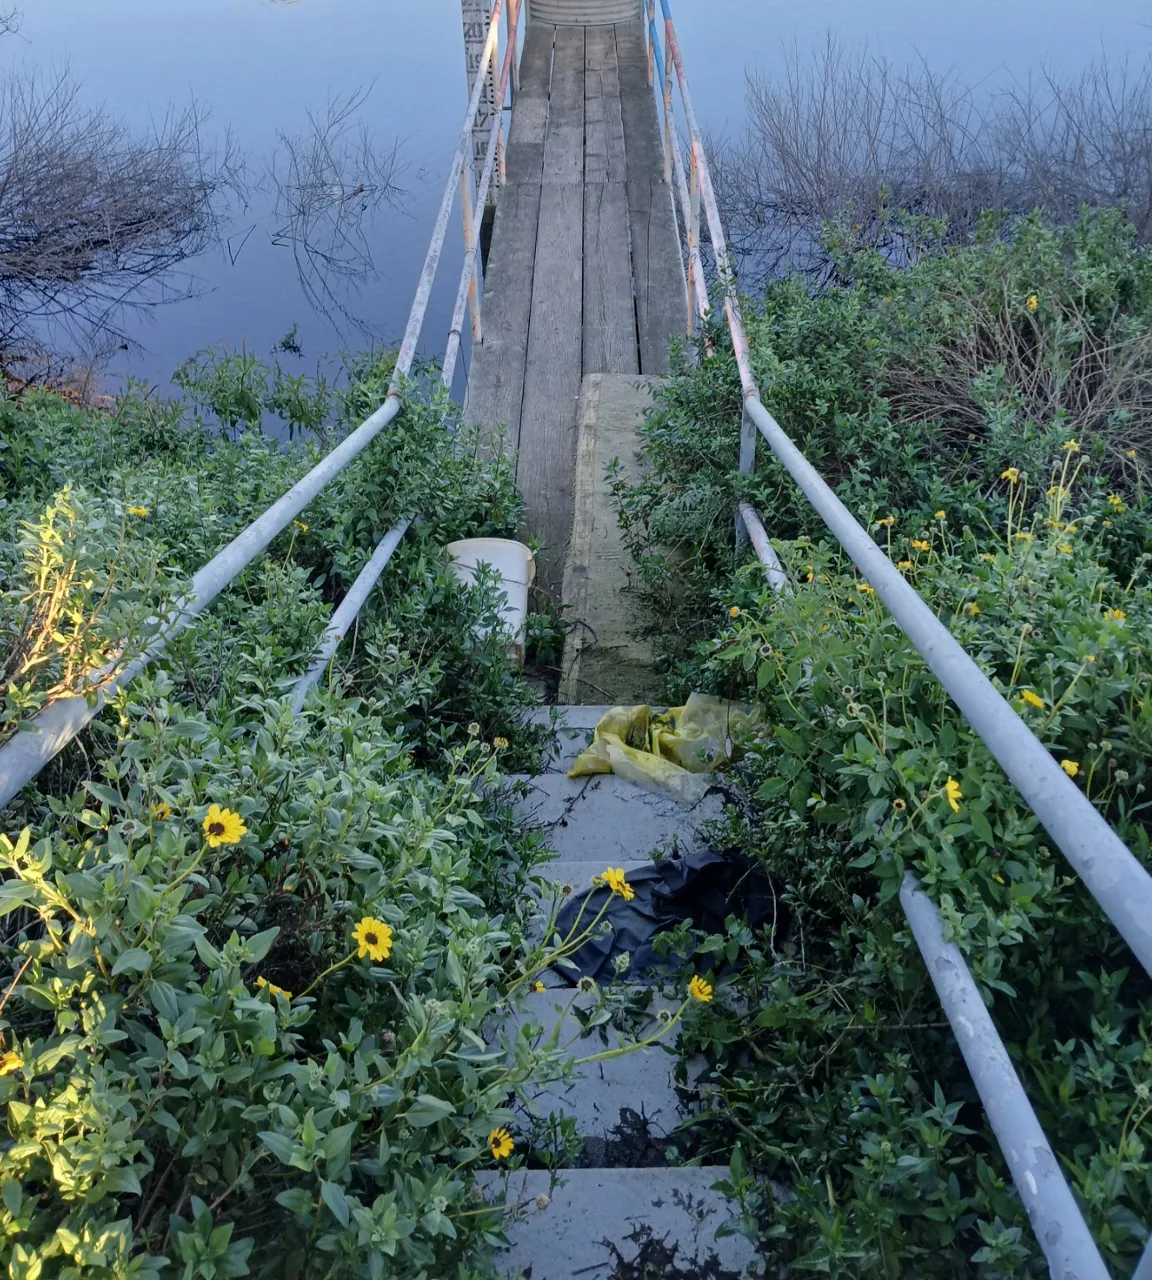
460 166 483 343
736 406 756 549
507 0 519 100
662 23 673 185
646 0 654 87
686 140 701 337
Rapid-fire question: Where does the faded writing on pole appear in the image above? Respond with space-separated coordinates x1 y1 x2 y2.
460 0 498 196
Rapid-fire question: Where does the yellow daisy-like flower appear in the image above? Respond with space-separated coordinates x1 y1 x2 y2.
979 552 996 562
875 515 896 528
1063 439 1080 453
945 776 963 813
1085 654 1097 664
1047 485 1067 498
1025 294 1039 311
1060 759 1080 777
910 539 930 552
0 1049 23 1076
805 565 815 582
1108 494 1126 512
1019 689 1045 709
601 867 635 902
728 605 741 618
202 804 247 848
352 917 393 962
1015 532 1034 543
533 980 545 993
151 801 172 821
1104 608 1128 622
934 510 946 520
965 602 980 615
488 1127 514 1160
1126 448 1137 458
256 976 293 1000
897 559 913 570
493 736 509 750
1001 467 1020 484
688 975 713 1003
857 583 875 595
1103 519 1113 527
127 505 150 518
1057 543 1073 555
293 520 309 533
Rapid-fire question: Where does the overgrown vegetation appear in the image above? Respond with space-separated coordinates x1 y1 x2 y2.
616 210 1152 1275
0 356 632 1277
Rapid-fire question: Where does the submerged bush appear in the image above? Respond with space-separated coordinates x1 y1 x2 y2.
617 211 1152 1274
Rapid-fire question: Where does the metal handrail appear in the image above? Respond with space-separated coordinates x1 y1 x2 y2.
0 0 508 811
647 0 1152 983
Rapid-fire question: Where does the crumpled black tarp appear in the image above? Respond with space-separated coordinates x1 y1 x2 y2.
550 848 783 983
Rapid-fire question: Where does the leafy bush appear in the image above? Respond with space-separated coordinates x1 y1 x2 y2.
617 211 1152 1274
0 364 596 1277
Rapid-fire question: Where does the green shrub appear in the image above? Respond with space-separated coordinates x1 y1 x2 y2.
617 211 1152 1274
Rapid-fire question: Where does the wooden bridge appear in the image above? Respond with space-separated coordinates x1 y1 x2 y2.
462 16 684 600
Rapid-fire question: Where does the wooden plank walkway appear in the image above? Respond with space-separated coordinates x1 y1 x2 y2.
463 19 685 604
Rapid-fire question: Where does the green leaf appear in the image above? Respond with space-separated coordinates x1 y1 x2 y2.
319 1179 350 1227
111 948 153 977
0 881 36 918
404 1094 456 1128
83 781 124 810
258 1131 298 1165
2 1179 21 1216
244 927 280 963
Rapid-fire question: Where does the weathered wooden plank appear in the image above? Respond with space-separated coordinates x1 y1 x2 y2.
583 182 639 375
614 20 664 184
517 181 584 600
543 25 585 185
463 182 543 448
627 177 687 374
506 24 553 183
584 25 627 184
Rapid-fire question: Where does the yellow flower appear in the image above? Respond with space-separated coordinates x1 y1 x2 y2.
293 520 309 533
1060 760 1080 777
533 980 545 993
965 602 980 615
805 565 815 582
911 539 930 552
1001 468 1020 484
1104 608 1127 622
875 515 896 528
493 736 509 750
1015 532 1034 543
352 917 393 962
1057 543 1073 555
934 510 946 520
1108 494 1126 512
1103 519 1113 527
1047 485 1067 498
1025 294 1039 311
256 976 293 1000
1085 654 1097 664
1063 439 1080 453
1019 689 1045 709
1065 524 1078 533
601 867 635 902
897 559 913 570
202 804 247 847
728 605 741 618
488 1127 514 1160
979 552 996 562
127 505 150 518
857 583 875 595
0 1049 23 1076
151 801 172 821
688 975 713 1003
893 798 907 812
945 776 963 813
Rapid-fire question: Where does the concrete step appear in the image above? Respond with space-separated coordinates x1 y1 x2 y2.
526 704 611 773
477 1166 761 1278
507 990 693 1157
506 771 726 863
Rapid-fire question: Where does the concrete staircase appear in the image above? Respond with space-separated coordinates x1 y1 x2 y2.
481 706 761 1279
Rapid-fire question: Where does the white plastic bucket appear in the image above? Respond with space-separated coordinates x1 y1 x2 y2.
446 538 536 665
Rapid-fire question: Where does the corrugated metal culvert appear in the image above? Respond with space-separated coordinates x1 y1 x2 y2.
526 0 643 24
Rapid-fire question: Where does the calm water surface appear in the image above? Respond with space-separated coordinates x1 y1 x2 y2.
14 0 1149 392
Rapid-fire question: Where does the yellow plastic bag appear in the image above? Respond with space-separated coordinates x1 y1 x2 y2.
567 694 759 805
